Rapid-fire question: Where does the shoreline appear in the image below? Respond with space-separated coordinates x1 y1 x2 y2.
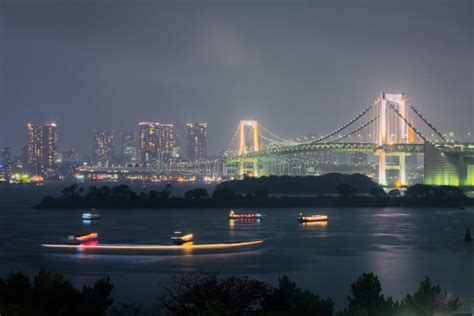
34 196 472 209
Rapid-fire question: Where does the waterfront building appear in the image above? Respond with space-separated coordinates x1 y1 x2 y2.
20 146 28 172
139 122 174 164
60 148 79 179
157 123 174 159
186 123 208 161
121 132 138 166
139 122 158 165
27 123 58 178
27 124 42 176
92 130 114 167
42 123 58 178
424 143 474 186
1 147 13 180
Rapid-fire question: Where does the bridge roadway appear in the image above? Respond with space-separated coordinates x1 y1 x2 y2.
223 142 474 161
75 143 474 175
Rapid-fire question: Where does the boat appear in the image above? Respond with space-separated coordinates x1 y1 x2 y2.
66 232 98 244
298 213 328 223
170 231 193 244
42 240 264 252
82 209 101 220
229 210 264 220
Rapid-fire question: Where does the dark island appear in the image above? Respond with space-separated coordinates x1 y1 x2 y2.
35 173 472 209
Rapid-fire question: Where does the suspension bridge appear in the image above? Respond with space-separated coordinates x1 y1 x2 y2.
223 92 474 186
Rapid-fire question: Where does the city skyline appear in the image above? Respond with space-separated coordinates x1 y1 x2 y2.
1 0 472 156
0 119 213 181
30 120 209 156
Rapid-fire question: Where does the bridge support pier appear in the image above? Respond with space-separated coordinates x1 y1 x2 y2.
399 152 406 185
376 150 407 187
239 158 259 178
377 150 387 186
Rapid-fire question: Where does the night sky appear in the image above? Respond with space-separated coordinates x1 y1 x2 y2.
1 0 472 156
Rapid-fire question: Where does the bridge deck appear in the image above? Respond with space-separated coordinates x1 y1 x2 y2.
224 142 474 161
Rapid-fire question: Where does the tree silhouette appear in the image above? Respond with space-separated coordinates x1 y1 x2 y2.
212 187 236 200
402 277 459 316
0 269 113 316
184 188 209 199
343 273 398 316
337 183 358 198
262 275 334 316
61 184 79 199
387 189 401 198
369 187 386 198
158 273 268 315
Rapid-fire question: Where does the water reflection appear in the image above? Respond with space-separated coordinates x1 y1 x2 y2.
300 221 328 228
76 240 98 253
299 221 328 237
229 218 262 229
181 241 193 255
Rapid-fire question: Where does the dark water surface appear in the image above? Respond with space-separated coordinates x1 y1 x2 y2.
1 184 473 307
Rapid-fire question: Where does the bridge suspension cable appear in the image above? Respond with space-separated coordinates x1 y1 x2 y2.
320 115 380 144
303 101 376 144
386 102 428 143
258 133 284 147
257 123 292 145
252 99 380 148
224 123 241 156
408 103 448 142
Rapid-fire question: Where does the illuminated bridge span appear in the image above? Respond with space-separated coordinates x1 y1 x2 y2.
223 93 474 186
226 143 427 158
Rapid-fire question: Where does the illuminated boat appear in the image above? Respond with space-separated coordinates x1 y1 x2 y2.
229 210 264 220
297 213 328 223
170 231 193 244
42 240 264 252
82 209 101 220
66 232 98 244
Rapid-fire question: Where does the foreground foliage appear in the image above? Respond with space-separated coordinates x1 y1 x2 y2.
0 269 113 316
0 270 460 316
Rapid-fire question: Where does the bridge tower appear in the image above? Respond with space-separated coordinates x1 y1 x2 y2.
238 120 260 177
376 93 410 186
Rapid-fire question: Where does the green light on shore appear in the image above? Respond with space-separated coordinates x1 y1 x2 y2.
425 172 460 186
434 175 459 186
467 165 474 186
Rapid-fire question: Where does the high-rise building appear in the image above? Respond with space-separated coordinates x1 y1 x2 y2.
157 123 174 159
42 123 58 177
186 123 208 161
27 123 58 178
20 146 29 172
139 122 174 164
121 132 137 166
1 147 13 180
27 124 42 175
60 148 79 179
139 122 158 165
92 130 114 167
